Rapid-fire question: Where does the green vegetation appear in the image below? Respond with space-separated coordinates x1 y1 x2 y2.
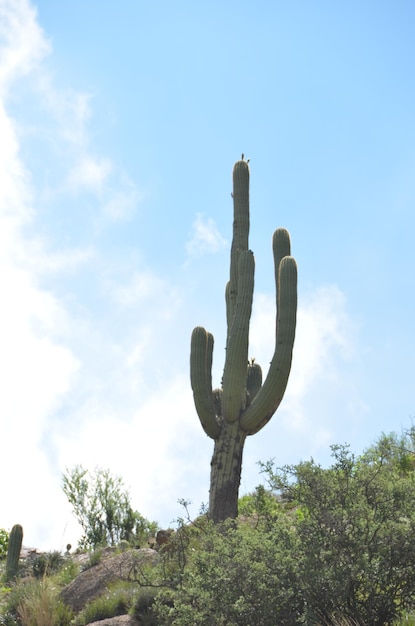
5 526 23 583
2 430 415 625
4 577 73 626
3 161 413 625
0 531 8 560
151 429 415 625
73 581 131 625
62 465 158 549
190 157 297 522
31 551 66 579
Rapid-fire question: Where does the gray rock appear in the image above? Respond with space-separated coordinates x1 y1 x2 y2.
86 616 140 626
60 548 159 612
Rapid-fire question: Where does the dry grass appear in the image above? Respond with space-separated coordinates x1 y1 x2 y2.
15 578 72 626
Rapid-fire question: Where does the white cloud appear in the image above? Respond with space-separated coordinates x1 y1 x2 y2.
109 268 180 311
249 285 356 449
0 102 32 224
67 155 113 194
0 0 49 95
0 0 366 552
0 4 141 226
102 175 143 221
0 0 190 549
52 373 208 536
0 0 89 543
186 213 227 256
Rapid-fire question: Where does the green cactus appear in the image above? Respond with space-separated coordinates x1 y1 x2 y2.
190 158 297 522
5 523 23 581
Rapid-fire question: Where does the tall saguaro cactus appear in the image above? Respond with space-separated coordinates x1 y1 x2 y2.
190 158 297 523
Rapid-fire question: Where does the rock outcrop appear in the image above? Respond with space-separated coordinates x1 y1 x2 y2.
60 548 159 612
87 617 141 626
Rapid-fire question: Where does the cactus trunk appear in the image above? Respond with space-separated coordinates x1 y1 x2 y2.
5 524 23 581
190 157 297 523
209 421 246 522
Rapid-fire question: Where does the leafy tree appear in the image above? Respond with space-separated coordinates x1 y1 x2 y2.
62 465 157 549
153 515 303 626
152 432 415 625
261 435 415 625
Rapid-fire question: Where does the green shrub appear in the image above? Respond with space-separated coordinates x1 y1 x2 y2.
53 558 80 587
261 434 415 625
74 582 133 625
0 530 8 560
80 548 103 572
394 616 415 626
152 431 415 625
130 587 159 624
32 551 65 578
153 516 303 625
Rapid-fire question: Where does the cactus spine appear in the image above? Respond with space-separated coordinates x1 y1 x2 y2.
5 524 23 581
190 158 297 522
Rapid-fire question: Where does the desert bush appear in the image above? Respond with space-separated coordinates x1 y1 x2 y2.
74 581 134 625
32 551 65 579
153 515 303 625
80 547 103 572
261 434 415 625
53 558 80 587
393 616 415 626
62 465 158 549
0 531 8 560
151 431 415 625
130 586 159 623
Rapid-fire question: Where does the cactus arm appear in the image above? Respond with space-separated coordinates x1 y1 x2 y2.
273 227 291 271
246 360 262 405
5 524 23 581
222 250 255 422
240 255 297 434
190 327 221 439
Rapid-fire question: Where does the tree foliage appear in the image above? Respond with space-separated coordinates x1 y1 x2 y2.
0 529 8 559
62 465 157 550
154 515 302 626
152 430 415 626
260 432 415 625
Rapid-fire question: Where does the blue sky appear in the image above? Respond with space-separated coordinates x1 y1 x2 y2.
1 0 414 550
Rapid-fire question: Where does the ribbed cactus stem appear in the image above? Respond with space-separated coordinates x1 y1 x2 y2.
190 157 297 522
246 360 262 405
190 327 220 439
5 524 23 581
227 160 250 325
240 254 297 434
222 250 254 422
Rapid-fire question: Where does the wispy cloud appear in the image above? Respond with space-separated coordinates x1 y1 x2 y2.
0 0 196 549
249 286 358 453
67 155 113 194
0 0 82 542
0 3 141 227
0 0 49 95
0 0 368 551
186 213 227 257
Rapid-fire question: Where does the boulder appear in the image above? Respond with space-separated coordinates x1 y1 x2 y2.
87 617 140 626
60 548 159 612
